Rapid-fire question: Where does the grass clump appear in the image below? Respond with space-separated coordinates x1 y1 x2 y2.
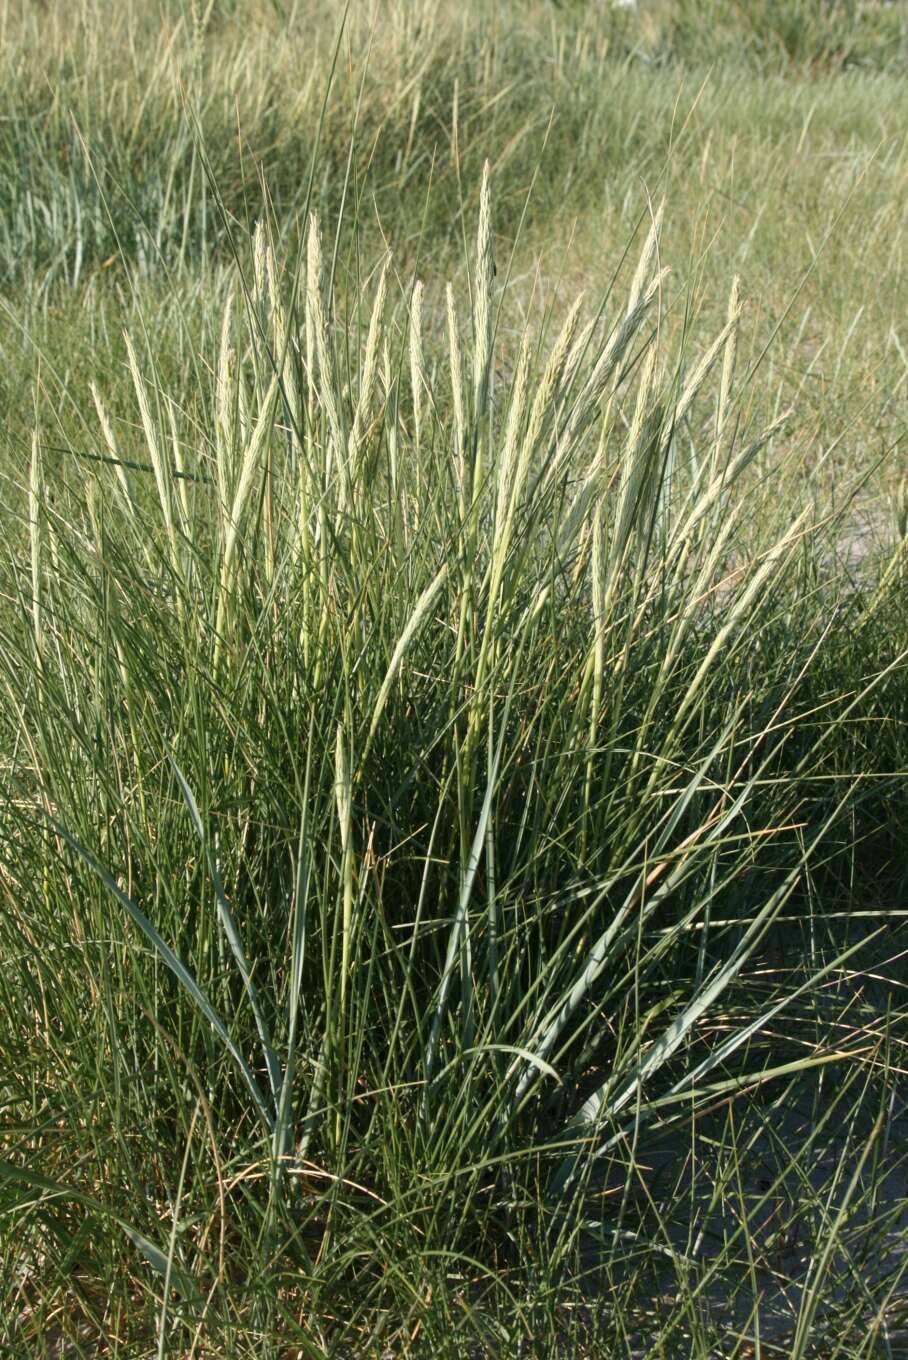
1 4 907 1357
2 159 906 1354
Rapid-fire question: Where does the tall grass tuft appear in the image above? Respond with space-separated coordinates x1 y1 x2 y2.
2 161 906 1355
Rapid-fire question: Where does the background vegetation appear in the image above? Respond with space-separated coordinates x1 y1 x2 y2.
1 1 906 1355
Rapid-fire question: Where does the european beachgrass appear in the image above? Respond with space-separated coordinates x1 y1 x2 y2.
2 155 907 1355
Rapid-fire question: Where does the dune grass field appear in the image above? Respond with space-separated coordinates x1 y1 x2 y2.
1 0 907 1354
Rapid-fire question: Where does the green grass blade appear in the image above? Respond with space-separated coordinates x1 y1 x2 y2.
47 814 275 1135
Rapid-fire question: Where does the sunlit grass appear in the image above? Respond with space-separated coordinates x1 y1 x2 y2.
1 3 907 1356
